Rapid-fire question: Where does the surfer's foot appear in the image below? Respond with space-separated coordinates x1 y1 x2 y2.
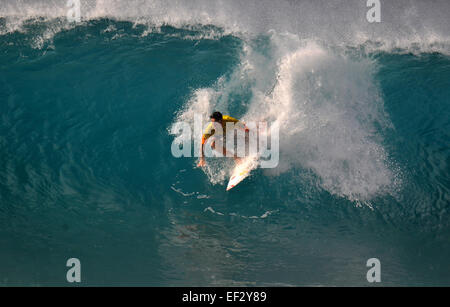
234 157 243 164
197 158 206 167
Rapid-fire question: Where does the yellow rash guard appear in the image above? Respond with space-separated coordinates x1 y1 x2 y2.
201 115 245 145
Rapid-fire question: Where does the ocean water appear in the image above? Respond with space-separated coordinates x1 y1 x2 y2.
0 0 449 286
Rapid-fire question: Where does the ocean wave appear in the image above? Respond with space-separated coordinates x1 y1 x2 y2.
1 0 450 55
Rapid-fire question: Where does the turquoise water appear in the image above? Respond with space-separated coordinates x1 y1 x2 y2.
1 1 450 286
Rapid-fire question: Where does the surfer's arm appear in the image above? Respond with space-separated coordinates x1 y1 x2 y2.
199 135 207 158
197 148 206 167
223 115 249 131
236 119 250 132
197 133 211 167
236 120 249 132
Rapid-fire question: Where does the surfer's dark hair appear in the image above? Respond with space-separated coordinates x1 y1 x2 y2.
210 111 223 121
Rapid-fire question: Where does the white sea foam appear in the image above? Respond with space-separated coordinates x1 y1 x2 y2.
255 38 397 201
1 0 450 54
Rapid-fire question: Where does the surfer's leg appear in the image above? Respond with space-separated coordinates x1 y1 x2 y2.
223 143 240 161
211 137 241 163
211 139 226 156
217 143 240 162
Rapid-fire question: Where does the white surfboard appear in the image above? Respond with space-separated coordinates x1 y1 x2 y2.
226 155 259 191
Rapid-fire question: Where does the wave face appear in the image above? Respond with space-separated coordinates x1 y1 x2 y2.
1 1 449 286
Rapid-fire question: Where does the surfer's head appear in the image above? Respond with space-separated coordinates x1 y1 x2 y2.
210 111 223 122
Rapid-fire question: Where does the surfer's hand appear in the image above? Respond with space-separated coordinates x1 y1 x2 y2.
197 158 206 167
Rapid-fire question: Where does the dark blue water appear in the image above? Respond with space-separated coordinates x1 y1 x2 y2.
0 16 449 286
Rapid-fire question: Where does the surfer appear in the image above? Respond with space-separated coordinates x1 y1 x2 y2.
197 111 249 167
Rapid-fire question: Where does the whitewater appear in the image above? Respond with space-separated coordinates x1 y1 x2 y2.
0 0 449 286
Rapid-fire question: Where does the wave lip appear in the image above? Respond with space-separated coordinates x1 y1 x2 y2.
2 0 450 55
